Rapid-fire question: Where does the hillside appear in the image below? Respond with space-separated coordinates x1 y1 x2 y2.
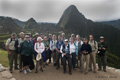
57 5 120 57
101 19 120 29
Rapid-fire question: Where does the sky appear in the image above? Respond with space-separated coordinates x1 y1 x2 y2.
0 0 120 23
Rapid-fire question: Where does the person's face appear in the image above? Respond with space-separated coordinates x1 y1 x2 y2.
53 36 56 40
58 36 61 41
25 37 30 41
100 39 104 43
36 35 39 38
76 36 80 40
12 35 16 39
49 35 52 39
38 39 41 43
70 39 74 43
44 38 47 41
20 34 24 39
84 40 88 44
41 34 44 38
62 34 65 37
89 35 93 41
64 41 68 45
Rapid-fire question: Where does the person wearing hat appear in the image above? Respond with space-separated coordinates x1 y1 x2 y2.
6 33 17 73
69 37 78 71
20 35 34 74
60 39 72 75
98 36 108 72
33 33 39 59
88 35 98 73
80 38 92 74
15 32 25 72
50 35 57 66
43 36 50 66
34 37 45 73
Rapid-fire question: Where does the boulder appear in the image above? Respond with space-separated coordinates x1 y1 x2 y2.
1 71 12 79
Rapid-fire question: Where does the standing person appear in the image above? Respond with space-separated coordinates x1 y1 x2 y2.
89 35 98 73
98 36 108 72
34 37 45 73
60 39 72 75
69 38 78 71
50 35 57 66
48 33 52 64
6 33 17 73
75 35 83 69
33 33 39 59
20 35 33 74
71 34 75 42
81 38 92 74
41 33 44 39
61 32 65 41
43 36 50 66
28 33 33 47
55 35 64 70
15 32 25 72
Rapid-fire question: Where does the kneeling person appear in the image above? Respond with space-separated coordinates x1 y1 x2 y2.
60 39 72 75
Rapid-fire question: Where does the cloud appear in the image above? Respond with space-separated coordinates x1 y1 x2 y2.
0 0 120 22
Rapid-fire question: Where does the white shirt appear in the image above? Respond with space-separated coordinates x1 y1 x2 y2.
50 40 57 50
34 42 45 54
70 43 76 54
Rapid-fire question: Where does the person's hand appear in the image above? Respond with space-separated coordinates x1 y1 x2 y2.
70 55 72 58
18 45 20 48
8 52 11 55
99 47 101 50
63 53 66 56
102 48 106 50
58 50 60 53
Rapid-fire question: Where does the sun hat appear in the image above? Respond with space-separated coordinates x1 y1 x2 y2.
36 53 42 61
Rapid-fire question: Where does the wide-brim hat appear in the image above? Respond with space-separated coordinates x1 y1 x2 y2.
36 53 42 61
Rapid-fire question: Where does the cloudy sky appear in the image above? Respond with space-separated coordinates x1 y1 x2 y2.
0 0 120 23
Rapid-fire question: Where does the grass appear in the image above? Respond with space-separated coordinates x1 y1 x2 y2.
0 34 10 38
0 49 9 67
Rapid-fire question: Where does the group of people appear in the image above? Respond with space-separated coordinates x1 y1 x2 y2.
6 32 108 75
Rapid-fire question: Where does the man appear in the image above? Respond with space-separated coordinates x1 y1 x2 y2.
55 35 64 69
61 32 65 41
50 35 57 66
15 32 25 72
48 33 52 64
98 36 108 72
6 33 17 73
89 35 98 73
60 39 72 75
41 33 44 39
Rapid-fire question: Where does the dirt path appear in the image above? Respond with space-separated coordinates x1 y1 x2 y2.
12 63 120 80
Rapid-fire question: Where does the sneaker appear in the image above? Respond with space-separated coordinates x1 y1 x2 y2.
24 70 27 74
27 69 31 73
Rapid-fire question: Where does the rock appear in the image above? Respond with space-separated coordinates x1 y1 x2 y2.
115 69 120 72
0 64 6 72
10 78 16 80
1 71 12 79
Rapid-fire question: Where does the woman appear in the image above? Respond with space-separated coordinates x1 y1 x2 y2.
20 35 33 74
50 35 57 66
69 37 78 71
34 37 45 73
80 38 92 74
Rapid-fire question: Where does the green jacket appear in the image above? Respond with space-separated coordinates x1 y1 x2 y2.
20 40 33 56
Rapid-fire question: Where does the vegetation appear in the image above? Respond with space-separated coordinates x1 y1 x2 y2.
0 49 9 67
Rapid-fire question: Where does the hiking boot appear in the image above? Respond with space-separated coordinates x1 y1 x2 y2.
63 71 66 74
104 70 106 72
85 71 88 74
27 68 31 73
54 63 57 66
56 67 60 70
10 70 13 73
73 68 76 71
89 69 92 71
35 69 38 73
19 69 22 73
24 70 27 74
98 69 101 71
14 67 19 70
40 67 44 72
69 72 72 75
